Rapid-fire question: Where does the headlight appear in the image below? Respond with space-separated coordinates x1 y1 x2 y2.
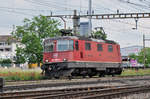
45 60 49 62
63 58 67 62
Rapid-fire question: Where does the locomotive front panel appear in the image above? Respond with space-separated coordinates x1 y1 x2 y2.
43 39 74 63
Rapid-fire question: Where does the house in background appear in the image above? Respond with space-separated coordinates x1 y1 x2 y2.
0 35 33 68
120 45 143 67
0 35 19 61
121 45 143 60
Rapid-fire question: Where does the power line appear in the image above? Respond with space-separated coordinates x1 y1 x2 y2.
118 0 150 11
110 19 150 29
0 6 51 12
40 0 76 9
0 6 75 16
0 8 34 16
25 0 116 14
92 17 150 30
47 11 150 30
25 0 74 11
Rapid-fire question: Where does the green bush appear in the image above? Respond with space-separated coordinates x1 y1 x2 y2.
1 59 12 64
0 59 12 67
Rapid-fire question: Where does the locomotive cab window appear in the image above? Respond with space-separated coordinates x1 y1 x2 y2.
44 41 54 52
85 42 91 50
75 41 79 50
57 40 73 51
97 44 103 51
108 45 113 52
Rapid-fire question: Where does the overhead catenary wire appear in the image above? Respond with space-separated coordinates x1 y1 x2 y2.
0 6 51 12
92 18 150 30
25 0 116 14
24 0 74 11
1 0 149 30
24 0 148 15
117 0 150 12
0 8 34 16
1 0 150 31
0 6 76 16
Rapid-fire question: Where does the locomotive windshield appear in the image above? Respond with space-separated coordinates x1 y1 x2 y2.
44 41 54 52
57 40 73 51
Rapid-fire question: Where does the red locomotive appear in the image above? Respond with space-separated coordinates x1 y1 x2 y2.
41 33 122 78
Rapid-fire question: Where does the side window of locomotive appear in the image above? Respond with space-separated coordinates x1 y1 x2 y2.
75 41 79 50
108 45 113 52
57 40 74 51
85 42 91 50
97 44 103 51
69 40 74 50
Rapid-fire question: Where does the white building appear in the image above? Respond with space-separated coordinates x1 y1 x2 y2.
121 45 143 57
0 35 19 61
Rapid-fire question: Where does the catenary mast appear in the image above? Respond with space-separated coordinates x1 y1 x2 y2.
88 0 92 36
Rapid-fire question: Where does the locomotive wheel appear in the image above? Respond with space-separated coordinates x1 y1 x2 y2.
88 75 93 78
99 74 105 77
54 76 60 79
99 71 105 77
45 69 50 76
68 76 73 80
82 74 87 78
88 73 96 78
112 74 115 77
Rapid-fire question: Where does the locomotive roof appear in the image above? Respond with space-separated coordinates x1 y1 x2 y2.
44 36 118 44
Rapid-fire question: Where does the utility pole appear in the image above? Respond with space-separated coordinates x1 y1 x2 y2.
73 10 80 35
12 25 15 33
88 0 92 36
143 34 146 67
143 34 150 67
60 17 66 29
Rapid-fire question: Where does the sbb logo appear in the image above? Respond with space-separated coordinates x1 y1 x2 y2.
53 53 58 58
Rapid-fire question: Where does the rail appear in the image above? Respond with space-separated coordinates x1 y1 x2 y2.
0 86 111 99
1 85 149 99
3 75 150 92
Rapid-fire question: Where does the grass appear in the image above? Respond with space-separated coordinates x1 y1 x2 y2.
0 67 43 81
121 68 150 76
1 67 150 81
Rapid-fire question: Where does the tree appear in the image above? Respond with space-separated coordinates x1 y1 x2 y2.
92 30 107 40
129 53 137 60
12 15 60 66
137 48 150 67
129 48 150 67
15 45 26 64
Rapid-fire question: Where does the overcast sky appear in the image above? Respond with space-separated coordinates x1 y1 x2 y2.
0 0 150 48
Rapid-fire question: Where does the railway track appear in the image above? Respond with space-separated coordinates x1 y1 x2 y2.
0 86 113 99
79 85 150 99
1 85 150 99
3 75 150 92
5 75 150 85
